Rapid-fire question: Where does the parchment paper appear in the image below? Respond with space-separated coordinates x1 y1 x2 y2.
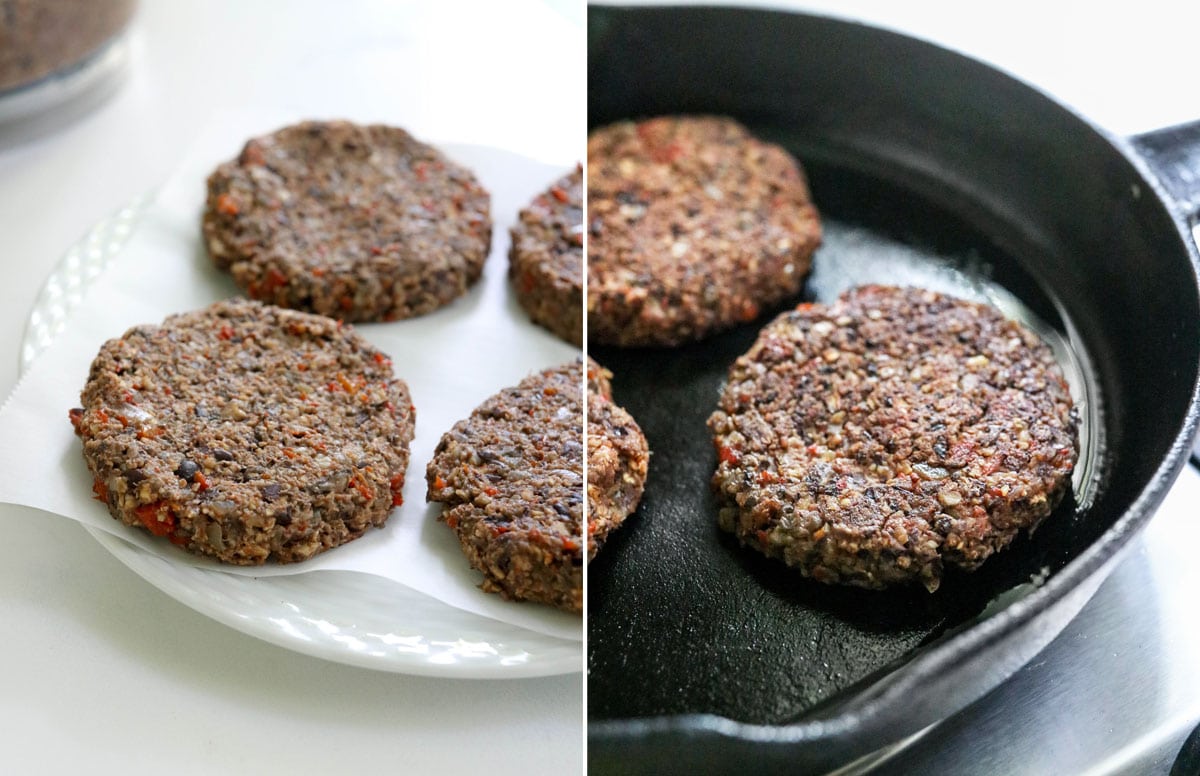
0 110 581 641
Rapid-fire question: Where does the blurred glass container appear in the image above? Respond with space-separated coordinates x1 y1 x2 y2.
0 0 136 125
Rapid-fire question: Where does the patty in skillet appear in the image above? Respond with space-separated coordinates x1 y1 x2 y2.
707 285 1078 591
426 360 586 613
69 299 415 564
587 115 822 347
203 120 492 323
509 164 584 345
586 359 648 561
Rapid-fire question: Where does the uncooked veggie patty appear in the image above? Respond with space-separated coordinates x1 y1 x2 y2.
586 115 823 347
707 285 1078 592
203 120 492 322
586 359 648 561
508 165 584 345
70 299 415 564
426 360 585 613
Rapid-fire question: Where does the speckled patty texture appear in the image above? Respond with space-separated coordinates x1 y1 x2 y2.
509 165 584 345
587 115 823 347
426 360 585 613
586 359 648 561
708 285 1078 592
203 120 492 322
70 299 415 564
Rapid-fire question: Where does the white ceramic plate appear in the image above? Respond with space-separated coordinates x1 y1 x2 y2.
22 197 583 679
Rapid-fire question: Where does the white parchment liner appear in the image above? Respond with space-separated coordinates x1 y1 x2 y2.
0 111 581 642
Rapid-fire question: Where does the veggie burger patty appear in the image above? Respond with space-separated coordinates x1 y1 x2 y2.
426 359 588 613
509 165 585 346
203 120 492 323
708 285 1078 591
70 299 415 564
586 115 822 347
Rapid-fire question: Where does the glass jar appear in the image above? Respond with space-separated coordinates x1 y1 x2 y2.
0 0 137 124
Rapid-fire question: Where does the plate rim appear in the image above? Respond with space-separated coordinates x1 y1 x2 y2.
86 525 583 679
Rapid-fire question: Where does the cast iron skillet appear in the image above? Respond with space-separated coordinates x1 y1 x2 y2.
587 6 1200 774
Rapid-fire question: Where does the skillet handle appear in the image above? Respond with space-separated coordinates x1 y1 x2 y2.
1131 122 1200 466
1131 121 1200 221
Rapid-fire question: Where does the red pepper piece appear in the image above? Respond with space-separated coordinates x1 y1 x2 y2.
351 471 374 501
261 267 287 294
215 193 239 216
241 143 266 167
134 501 176 537
390 472 406 506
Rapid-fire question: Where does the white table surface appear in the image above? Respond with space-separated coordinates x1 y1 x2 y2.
0 2 583 775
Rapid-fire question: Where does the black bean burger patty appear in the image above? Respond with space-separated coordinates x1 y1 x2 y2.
707 285 1078 592
586 359 648 561
426 360 585 613
69 299 415 565
587 115 822 347
509 165 584 345
203 120 492 323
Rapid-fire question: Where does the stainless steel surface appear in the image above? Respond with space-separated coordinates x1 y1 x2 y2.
871 464 1200 775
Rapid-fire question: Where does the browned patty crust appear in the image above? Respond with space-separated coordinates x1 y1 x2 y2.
586 359 648 561
203 120 492 323
509 165 584 345
708 285 1078 591
587 115 823 347
426 360 585 613
69 299 415 565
